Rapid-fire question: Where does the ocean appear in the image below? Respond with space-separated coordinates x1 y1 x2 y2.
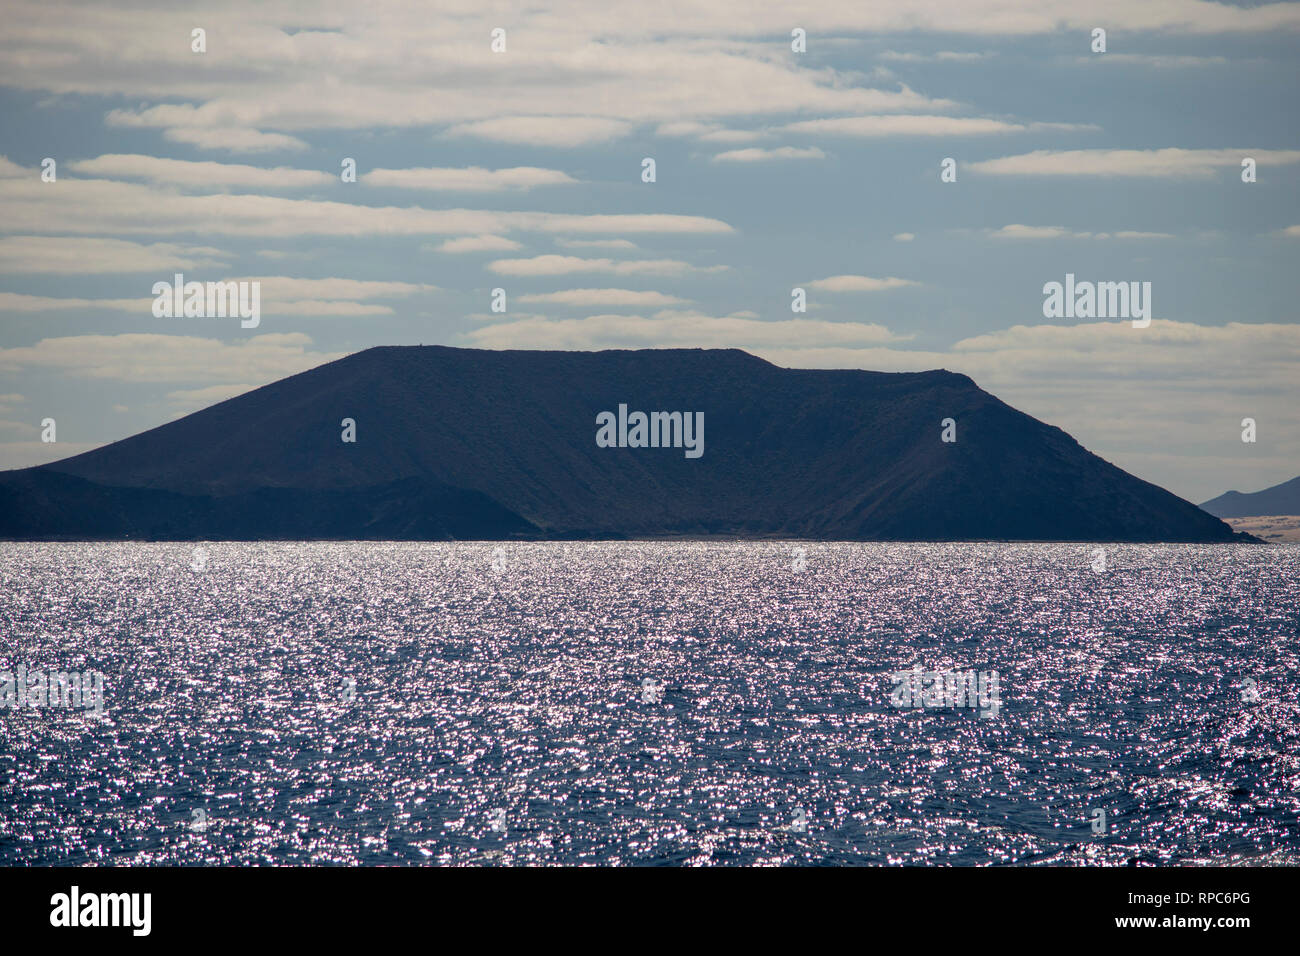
2 541 1297 866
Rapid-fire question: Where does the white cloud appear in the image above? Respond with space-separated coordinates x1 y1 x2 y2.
0 332 346 384
0 292 393 318
893 233 915 242
486 255 725 277
255 249 316 260
68 154 332 188
807 275 919 292
515 289 689 307
556 238 638 250
781 115 1037 137
0 277 436 318
162 127 309 153
655 121 764 144
363 166 577 191
0 176 735 238
446 116 633 147
0 420 36 438
656 121 716 138
0 237 229 273
969 148 1300 178
166 383 257 410
989 224 1081 240
257 300 394 316
238 277 436 300
0 293 157 313
1073 53 1230 68
99 107 313 153
879 51 994 62
711 146 825 162
0 1 1293 156
103 110 310 152
428 235 524 254
987 224 1175 240
462 310 906 350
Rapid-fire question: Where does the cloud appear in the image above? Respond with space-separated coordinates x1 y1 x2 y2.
989 224 1082 240
128 121 309 153
968 148 1300 178
486 255 725 277
556 238 638 250
893 233 915 242
780 115 1047 137
0 8 1024 154
255 300 394 316
67 154 332 188
363 166 577 191
428 235 524 253
0 419 36 438
166 383 257 411
255 249 316 260
97 108 309 154
0 277 436 318
462 310 906 350
656 121 720 138
655 121 768 143
0 293 160 313
0 237 229 273
807 275 919 292
879 51 994 62
711 146 825 162
446 116 633 146
237 277 436 300
1072 53 1230 68
0 332 346 384
987 224 1175 240
0 176 735 238
515 289 689 307
1 2 1294 160
0 292 393 318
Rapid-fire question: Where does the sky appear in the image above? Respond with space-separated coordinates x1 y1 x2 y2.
0 0 1297 505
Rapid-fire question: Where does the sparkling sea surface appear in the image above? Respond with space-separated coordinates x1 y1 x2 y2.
1 541 1297 866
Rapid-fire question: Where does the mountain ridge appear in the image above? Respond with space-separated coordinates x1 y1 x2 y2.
0 345 1245 542
1201 475 1300 518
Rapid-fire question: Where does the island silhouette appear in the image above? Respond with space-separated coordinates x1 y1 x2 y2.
0 346 1243 542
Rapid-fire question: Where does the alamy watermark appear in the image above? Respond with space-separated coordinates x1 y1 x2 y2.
1043 273 1150 328
889 666 1000 718
596 404 704 459
50 886 151 936
2 665 106 716
152 273 260 328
